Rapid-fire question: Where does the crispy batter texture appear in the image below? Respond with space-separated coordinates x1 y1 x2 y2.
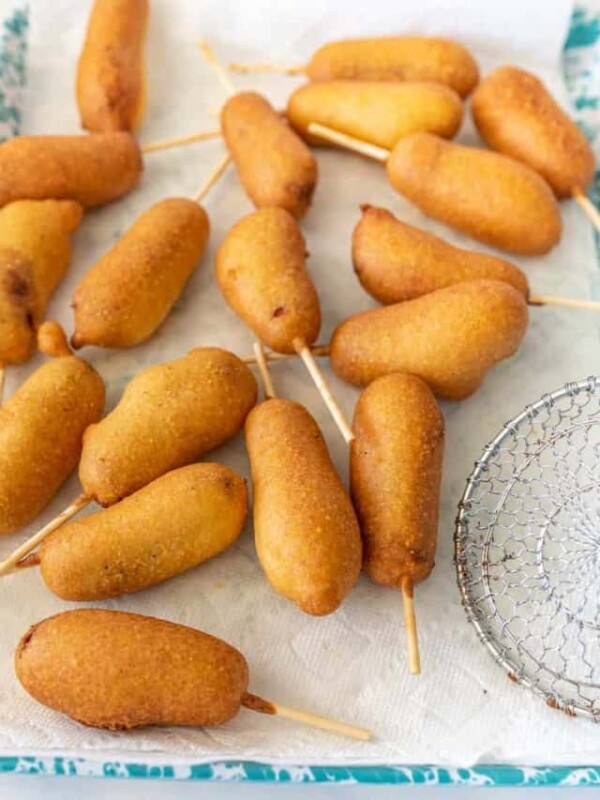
472 66 595 198
77 0 149 132
72 198 209 349
387 133 562 255
352 205 529 303
351 373 444 587
79 347 257 506
0 200 83 364
221 92 318 219
15 610 249 730
330 279 529 399
288 80 463 149
215 208 320 354
246 399 362 616
0 356 105 535
306 37 479 97
40 464 247 600
0 133 142 208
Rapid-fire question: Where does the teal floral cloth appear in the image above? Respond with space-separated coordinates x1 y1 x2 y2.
0 1 27 141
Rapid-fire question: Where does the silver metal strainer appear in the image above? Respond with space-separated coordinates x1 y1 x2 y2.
455 376 600 720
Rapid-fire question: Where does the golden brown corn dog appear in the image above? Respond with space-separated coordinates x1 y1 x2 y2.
330 279 528 399
79 347 257 506
71 198 209 349
0 200 83 365
304 37 479 97
471 66 595 198
77 0 149 133
0 347 105 535
352 205 530 303
387 133 562 255
351 372 444 588
37 464 247 600
246 398 362 616
0 133 142 208
216 208 320 354
287 80 463 149
221 92 318 219
16 610 249 729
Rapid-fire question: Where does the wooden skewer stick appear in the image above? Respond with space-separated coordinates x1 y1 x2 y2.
242 692 371 741
0 492 90 578
228 61 305 76
572 188 600 235
0 364 5 405
253 342 277 400
528 293 600 311
141 128 221 154
191 153 232 203
308 122 389 163
240 344 330 365
294 338 354 445
0 551 40 577
198 39 237 97
402 578 421 675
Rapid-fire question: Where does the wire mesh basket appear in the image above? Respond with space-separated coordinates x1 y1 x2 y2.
455 376 600 720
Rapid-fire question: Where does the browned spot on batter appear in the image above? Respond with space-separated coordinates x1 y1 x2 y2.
241 692 275 715
286 181 314 204
3 268 30 298
18 627 36 652
272 306 285 318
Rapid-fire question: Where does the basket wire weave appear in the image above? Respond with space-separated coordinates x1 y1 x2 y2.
455 376 600 720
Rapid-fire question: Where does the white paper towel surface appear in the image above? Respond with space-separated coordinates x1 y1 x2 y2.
1 0 600 768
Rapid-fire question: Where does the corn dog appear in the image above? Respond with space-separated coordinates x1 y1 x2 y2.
351 372 444 588
352 205 529 303
387 133 562 255
79 347 257 506
330 279 528 399
77 0 149 132
472 65 595 198
16 610 248 729
216 208 320 354
0 343 104 535
72 198 209 349
0 133 142 208
0 200 83 365
305 37 479 97
221 92 317 219
246 398 362 615
288 80 463 149
37 464 247 600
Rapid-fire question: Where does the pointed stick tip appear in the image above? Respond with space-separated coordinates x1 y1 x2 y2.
402 579 421 675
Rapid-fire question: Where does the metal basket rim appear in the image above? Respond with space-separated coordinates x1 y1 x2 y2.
454 375 600 721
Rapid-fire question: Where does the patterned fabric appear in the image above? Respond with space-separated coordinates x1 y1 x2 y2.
564 5 600 247
0 1 599 787
0 1 27 141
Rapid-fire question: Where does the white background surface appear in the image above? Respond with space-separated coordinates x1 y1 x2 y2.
1 776 599 799
3 0 600 793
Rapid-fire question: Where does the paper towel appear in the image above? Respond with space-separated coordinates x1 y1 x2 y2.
1 0 600 768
